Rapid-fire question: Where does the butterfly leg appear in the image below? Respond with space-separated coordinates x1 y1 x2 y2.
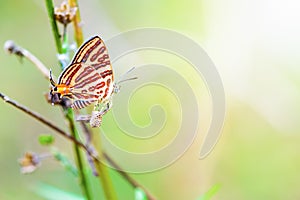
75 114 91 122
101 101 112 115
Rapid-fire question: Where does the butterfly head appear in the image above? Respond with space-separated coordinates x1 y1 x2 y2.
49 69 61 105
50 88 62 105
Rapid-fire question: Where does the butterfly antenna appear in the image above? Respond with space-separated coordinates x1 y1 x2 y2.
116 66 138 85
49 69 56 86
127 66 136 74
117 77 138 84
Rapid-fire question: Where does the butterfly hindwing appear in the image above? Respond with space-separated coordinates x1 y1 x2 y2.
71 99 96 109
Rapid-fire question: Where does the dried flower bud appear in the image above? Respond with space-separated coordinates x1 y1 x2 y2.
19 152 41 174
4 40 16 54
3 40 24 57
54 1 77 26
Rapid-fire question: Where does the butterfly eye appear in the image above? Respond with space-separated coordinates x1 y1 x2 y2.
54 87 58 92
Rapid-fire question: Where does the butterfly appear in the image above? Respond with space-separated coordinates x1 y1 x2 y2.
49 36 114 110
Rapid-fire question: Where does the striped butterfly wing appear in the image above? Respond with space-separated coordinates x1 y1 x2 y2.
58 36 114 109
58 63 101 109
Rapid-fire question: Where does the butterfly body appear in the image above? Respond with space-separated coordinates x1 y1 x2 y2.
50 36 114 109
53 84 71 96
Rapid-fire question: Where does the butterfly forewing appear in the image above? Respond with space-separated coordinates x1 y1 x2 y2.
57 36 114 109
71 36 113 82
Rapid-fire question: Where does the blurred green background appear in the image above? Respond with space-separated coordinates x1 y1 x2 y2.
1 0 300 199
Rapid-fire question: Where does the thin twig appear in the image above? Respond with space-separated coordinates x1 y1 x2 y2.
79 121 98 176
4 36 92 200
68 0 83 46
79 122 157 200
0 92 93 159
0 92 157 199
4 0 156 198
4 40 50 80
103 153 157 200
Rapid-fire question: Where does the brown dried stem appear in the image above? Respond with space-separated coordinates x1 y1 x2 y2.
0 91 157 199
4 40 50 80
0 92 96 160
3 1 157 198
103 152 157 200
68 0 83 46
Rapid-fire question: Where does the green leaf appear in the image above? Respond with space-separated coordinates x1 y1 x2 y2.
198 184 221 200
51 148 78 176
135 187 148 200
34 182 84 200
38 134 55 145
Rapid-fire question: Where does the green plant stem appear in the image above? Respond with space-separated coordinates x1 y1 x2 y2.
65 109 92 200
91 129 118 200
0 91 156 199
104 153 156 200
44 0 62 54
45 1 92 199
61 26 92 200
68 0 118 198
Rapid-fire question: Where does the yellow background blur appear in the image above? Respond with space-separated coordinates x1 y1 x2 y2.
0 0 300 199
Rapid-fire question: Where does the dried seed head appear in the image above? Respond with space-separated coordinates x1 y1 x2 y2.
54 1 77 26
4 40 16 54
3 40 23 57
19 152 41 174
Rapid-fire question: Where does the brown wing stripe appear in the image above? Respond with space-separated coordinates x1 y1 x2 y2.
90 46 106 62
73 73 100 89
100 70 113 78
74 65 94 83
92 61 111 70
65 64 82 85
58 64 81 84
72 36 101 63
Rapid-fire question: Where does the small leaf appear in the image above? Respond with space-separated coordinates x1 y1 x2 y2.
52 149 78 176
198 184 221 200
34 182 84 200
38 134 55 145
135 187 148 200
